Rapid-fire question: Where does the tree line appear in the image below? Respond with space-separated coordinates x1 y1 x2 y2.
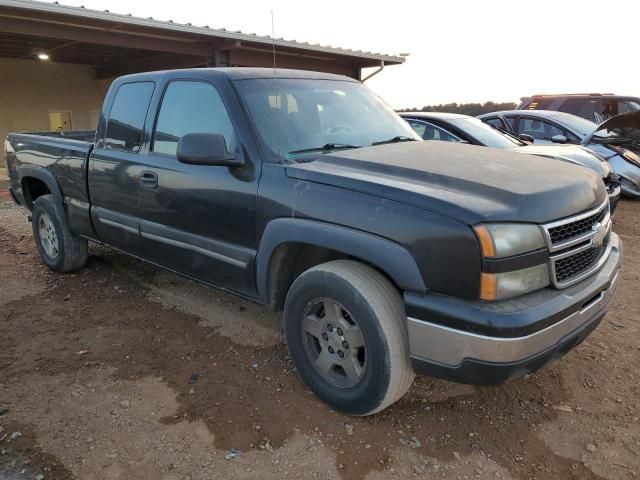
400 101 517 116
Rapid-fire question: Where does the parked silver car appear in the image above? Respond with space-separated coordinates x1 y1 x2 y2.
399 112 621 210
478 110 640 198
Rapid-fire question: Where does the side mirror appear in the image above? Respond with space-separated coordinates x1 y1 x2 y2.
519 134 535 143
551 134 568 144
176 133 243 167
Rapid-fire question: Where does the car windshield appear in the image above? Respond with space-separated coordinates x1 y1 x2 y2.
448 117 523 149
234 78 420 161
550 112 598 137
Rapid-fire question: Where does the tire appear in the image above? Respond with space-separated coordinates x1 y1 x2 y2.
284 260 414 415
31 194 88 273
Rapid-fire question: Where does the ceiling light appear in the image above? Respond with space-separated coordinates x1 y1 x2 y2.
37 52 50 61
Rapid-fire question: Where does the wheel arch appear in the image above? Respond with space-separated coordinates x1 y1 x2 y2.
18 165 64 210
256 218 426 310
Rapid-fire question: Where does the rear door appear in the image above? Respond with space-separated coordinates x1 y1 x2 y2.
88 81 155 254
136 78 260 296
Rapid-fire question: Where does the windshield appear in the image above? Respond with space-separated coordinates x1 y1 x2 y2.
234 78 419 161
449 117 523 149
550 112 598 137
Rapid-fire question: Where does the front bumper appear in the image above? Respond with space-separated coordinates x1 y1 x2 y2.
406 232 622 385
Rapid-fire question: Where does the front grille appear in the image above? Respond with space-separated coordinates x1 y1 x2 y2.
554 246 604 283
542 200 611 288
547 208 606 245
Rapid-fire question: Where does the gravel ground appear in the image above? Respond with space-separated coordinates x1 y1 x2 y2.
1 170 639 480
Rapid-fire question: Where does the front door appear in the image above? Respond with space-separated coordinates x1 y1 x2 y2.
136 79 260 296
88 81 155 255
517 116 576 146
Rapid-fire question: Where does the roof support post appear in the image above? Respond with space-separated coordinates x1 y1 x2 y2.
361 61 385 82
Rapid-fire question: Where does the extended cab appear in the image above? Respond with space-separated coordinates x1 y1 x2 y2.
4 69 623 415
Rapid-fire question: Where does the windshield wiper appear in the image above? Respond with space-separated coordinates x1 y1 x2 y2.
372 135 417 146
288 143 361 155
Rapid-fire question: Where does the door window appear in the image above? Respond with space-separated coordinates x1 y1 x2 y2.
105 82 155 152
152 81 238 156
407 120 460 142
558 98 602 122
519 117 566 141
618 101 640 114
484 117 506 130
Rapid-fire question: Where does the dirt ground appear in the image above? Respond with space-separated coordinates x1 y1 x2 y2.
1 168 639 480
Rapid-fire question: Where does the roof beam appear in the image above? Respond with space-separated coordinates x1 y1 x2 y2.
0 16 215 57
94 53 208 79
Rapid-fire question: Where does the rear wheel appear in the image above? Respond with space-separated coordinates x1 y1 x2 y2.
284 260 414 415
32 194 88 272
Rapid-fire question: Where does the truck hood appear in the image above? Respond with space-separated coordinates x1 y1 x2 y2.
286 141 605 225
512 144 610 178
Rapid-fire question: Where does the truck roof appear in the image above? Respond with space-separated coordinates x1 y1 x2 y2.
116 67 358 83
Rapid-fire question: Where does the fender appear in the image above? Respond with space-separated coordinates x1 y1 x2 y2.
256 218 427 301
17 165 64 210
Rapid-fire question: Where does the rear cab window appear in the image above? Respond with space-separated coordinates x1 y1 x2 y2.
104 82 155 152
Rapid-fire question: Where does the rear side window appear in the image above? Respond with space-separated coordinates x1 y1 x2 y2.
105 82 155 152
152 81 237 156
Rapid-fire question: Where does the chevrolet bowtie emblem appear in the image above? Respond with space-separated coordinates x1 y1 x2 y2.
591 221 608 248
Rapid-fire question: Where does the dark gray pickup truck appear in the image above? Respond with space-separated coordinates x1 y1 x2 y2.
4 68 623 415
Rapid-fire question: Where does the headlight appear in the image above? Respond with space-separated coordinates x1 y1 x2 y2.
474 223 545 258
474 223 549 301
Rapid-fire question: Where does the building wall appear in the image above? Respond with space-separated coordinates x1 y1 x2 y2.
0 58 108 145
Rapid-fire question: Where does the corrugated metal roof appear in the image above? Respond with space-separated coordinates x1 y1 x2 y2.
0 0 406 64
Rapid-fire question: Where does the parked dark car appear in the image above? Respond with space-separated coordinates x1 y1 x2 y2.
518 93 640 123
479 110 640 198
4 68 622 415
399 112 620 211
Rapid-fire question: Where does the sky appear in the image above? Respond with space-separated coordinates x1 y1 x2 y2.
44 0 640 109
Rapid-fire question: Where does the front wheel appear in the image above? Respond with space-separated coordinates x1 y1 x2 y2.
284 260 414 415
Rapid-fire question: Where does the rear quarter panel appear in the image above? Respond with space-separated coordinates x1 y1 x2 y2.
6 133 95 237
7 134 92 204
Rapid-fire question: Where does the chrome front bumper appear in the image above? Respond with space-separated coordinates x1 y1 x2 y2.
407 232 622 380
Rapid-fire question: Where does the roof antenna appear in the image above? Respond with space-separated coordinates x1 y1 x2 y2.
271 9 281 160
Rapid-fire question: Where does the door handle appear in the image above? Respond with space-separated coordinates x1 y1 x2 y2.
139 170 158 189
